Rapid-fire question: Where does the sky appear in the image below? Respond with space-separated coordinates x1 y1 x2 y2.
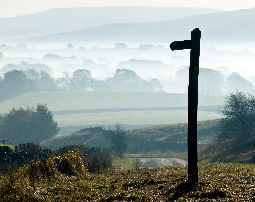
0 0 255 17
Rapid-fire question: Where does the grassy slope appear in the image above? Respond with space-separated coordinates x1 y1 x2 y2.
202 136 255 163
1 163 254 201
43 120 222 155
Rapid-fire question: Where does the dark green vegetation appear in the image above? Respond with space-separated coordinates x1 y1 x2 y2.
0 144 112 175
203 92 255 162
0 143 51 174
0 105 58 144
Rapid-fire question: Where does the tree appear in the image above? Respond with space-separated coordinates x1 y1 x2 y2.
15 143 52 164
214 92 255 155
0 70 58 102
26 70 57 91
0 70 33 101
202 92 255 162
221 92 255 138
109 126 127 156
72 69 93 88
0 105 59 144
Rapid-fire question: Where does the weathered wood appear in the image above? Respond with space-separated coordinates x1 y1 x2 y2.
170 28 201 187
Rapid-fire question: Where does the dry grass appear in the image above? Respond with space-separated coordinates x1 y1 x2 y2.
0 160 255 201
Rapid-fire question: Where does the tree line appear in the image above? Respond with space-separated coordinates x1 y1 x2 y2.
0 68 162 102
0 70 57 101
0 105 128 157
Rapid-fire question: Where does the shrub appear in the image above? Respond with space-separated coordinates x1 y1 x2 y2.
87 148 112 173
54 150 87 176
26 150 88 186
56 145 112 173
0 146 15 174
0 143 52 175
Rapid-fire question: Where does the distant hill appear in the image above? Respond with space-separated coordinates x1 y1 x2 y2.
0 7 217 40
39 8 255 42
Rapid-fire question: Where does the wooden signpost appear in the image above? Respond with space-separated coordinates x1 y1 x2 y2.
170 28 201 187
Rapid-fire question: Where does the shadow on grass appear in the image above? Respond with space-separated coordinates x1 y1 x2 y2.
168 179 226 201
168 180 195 201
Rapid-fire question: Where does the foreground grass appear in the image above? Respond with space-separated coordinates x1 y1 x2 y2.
0 164 255 201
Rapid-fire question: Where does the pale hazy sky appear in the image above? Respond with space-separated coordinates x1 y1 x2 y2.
1 0 255 17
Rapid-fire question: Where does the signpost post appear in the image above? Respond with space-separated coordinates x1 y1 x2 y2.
170 28 201 187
